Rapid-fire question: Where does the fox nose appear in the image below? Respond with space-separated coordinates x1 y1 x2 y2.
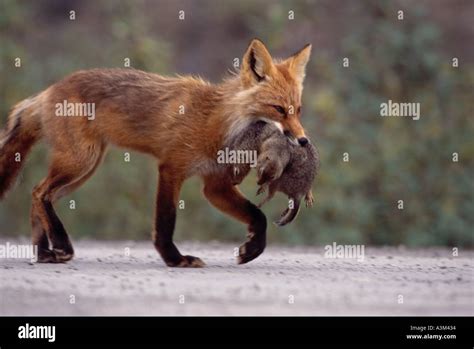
298 137 309 146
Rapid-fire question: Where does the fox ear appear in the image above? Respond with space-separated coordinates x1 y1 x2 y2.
241 39 274 87
287 44 312 85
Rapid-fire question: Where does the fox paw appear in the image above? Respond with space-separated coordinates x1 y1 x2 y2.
37 248 74 263
237 240 265 265
169 255 206 268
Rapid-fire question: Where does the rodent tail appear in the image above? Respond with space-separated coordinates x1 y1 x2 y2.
274 198 301 226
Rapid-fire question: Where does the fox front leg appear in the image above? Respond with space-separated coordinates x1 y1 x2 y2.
203 176 267 265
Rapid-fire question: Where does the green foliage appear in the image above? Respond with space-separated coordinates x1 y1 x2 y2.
1 1 472 247
304 4 474 247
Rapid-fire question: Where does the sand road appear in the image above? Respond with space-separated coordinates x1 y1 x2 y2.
0 239 472 316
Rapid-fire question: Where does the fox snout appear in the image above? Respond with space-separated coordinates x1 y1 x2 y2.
283 130 308 146
298 137 309 146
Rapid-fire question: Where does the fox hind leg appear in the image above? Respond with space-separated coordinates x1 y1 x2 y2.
32 142 105 263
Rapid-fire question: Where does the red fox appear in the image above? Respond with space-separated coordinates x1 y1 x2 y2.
0 39 312 267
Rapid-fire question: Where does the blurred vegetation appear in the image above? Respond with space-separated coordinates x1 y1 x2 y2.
1 0 473 247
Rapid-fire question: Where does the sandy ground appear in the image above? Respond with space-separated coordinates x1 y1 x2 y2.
0 239 472 316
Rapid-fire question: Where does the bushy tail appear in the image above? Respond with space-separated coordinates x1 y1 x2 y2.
0 95 42 199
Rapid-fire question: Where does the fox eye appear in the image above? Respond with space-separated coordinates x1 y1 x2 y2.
273 105 286 115
297 106 302 114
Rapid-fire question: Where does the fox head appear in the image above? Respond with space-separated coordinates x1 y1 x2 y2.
238 39 312 146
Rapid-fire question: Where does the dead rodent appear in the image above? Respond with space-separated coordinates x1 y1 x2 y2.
256 133 319 226
225 120 319 226
225 120 281 185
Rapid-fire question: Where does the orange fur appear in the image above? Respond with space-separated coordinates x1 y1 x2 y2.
0 39 312 266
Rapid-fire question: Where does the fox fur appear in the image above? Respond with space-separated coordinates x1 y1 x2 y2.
0 39 312 267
